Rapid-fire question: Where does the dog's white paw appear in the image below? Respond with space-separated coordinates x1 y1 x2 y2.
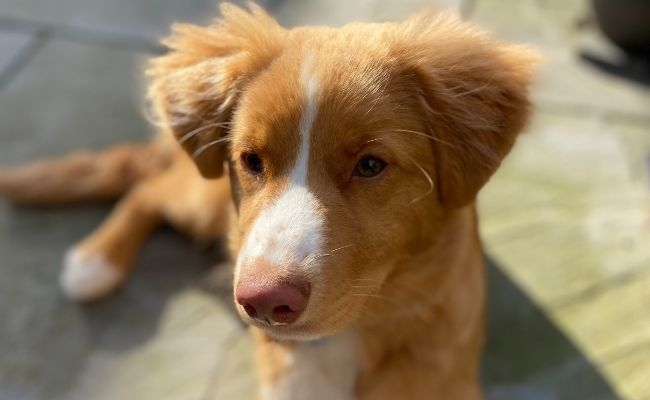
60 249 124 301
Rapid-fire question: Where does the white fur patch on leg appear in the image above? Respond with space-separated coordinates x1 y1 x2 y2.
60 249 124 301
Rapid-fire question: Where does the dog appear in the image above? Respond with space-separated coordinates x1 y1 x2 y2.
0 3 537 399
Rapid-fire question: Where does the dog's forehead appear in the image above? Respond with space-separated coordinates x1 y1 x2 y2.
233 44 398 154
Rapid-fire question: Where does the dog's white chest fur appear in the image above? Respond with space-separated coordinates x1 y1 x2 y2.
262 330 361 400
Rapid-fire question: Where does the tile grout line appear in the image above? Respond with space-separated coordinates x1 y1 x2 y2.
548 262 650 310
0 29 48 91
599 337 650 366
199 326 248 400
536 99 650 125
0 15 165 54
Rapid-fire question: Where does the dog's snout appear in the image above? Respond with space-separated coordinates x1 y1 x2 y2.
236 279 310 325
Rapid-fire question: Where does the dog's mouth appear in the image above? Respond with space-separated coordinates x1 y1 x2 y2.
247 319 326 341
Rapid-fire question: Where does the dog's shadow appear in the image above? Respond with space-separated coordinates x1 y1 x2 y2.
482 257 619 400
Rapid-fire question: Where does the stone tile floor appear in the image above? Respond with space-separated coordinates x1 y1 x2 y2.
0 0 648 399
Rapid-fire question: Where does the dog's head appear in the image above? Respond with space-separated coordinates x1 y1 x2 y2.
148 3 537 340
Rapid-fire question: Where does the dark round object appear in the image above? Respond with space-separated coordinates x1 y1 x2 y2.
592 0 650 52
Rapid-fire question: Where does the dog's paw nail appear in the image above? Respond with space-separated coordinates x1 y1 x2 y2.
60 249 124 301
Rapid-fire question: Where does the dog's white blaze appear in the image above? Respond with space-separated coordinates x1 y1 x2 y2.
262 330 361 400
293 54 318 184
237 56 323 273
240 185 323 269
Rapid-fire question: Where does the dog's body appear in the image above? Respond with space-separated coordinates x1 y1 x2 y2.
0 4 536 399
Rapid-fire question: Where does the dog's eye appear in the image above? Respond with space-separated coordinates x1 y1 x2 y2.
354 155 386 178
241 152 264 175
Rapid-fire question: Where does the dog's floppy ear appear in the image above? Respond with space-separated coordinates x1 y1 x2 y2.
147 3 287 178
398 13 538 208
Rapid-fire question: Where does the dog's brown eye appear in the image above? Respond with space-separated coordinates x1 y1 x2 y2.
354 156 386 178
241 152 264 175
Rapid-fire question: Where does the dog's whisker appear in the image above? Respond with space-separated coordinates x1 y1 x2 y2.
191 137 232 159
180 122 232 144
402 155 434 205
350 285 378 290
349 293 386 299
352 277 382 281
388 128 455 148
310 243 355 260
357 274 436 305
328 243 355 254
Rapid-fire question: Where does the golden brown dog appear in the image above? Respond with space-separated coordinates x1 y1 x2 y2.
0 4 537 399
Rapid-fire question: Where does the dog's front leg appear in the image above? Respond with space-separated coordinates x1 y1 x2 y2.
59 173 168 301
251 328 361 400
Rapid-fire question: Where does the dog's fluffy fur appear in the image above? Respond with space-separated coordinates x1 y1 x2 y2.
0 4 537 399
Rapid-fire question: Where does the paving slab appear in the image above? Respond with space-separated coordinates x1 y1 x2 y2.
534 46 650 118
0 203 246 400
553 268 650 399
0 0 219 42
0 32 242 400
481 259 619 400
605 343 650 400
479 108 650 306
0 0 464 45
470 0 650 118
478 106 650 399
65 288 255 400
469 0 588 49
0 38 152 165
0 31 34 81
267 0 463 27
